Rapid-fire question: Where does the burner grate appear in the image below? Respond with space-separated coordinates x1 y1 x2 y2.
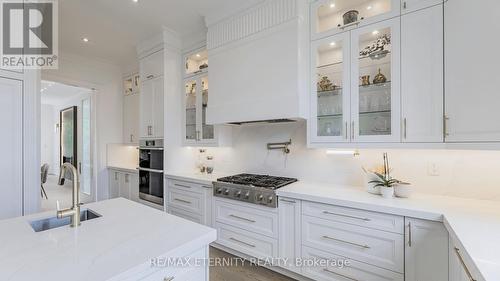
217 173 297 189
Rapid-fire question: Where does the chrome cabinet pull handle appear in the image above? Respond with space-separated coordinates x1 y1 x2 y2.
163 277 174 281
322 211 371 221
229 214 256 223
174 198 191 204
322 235 370 249
454 247 477 281
345 122 348 139
351 121 355 139
403 1 407 9
323 268 358 281
147 75 154 79
279 199 296 204
444 115 450 138
174 183 191 189
408 221 412 247
403 118 407 139
229 237 256 248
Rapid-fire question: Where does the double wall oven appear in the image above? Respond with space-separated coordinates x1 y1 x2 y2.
137 139 164 205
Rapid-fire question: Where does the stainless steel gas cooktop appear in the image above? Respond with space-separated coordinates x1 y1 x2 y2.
213 173 298 208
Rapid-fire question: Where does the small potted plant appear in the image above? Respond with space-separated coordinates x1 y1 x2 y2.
368 153 409 199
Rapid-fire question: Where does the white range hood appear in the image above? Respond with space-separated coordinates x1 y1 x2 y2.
206 0 309 125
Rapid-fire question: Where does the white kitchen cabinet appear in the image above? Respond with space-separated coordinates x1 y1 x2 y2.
401 4 443 142
139 50 163 81
184 47 208 78
0 77 23 220
444 0 500 142
123 92 139 144
449 236 485 281
109 170 121 199
165 178 213 226
310 18 401 144
183 74 230 147
310 32 351 143
311 0 401 40
404 218 448 281
401 0 442 14
351 18 401 142
278 197 301 274
109 169 138 202
140 76 164 139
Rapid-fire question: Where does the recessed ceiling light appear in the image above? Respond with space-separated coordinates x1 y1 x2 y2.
132 0 139 2
329 42 336 46
367 5 372 10
82 37 89 42
329 3 335 8
195 54 201 58
372 30 380 35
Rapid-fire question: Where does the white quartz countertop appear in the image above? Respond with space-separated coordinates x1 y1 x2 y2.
164 171 227 186
0 198 216 281
277 181 500 281
107 165 138 174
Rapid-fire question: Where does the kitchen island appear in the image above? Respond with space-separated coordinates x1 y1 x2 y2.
0 198 216 281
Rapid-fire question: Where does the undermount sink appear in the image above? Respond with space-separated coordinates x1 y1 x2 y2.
29 209 102 232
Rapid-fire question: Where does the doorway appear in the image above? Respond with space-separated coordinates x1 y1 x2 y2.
40 80 96 211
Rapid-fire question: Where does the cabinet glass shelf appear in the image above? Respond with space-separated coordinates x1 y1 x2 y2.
360 81 391 90
317 89 343 97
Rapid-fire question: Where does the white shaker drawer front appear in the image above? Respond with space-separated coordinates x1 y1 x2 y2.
168 179 205 194
168 206 203 224
214 199 278 238
302 246 404 281
302 216 404 273
216 223 278 260
302 201 404 234
167 188 203 214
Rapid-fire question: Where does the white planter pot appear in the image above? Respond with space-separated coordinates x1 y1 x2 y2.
394 184 412 198
365 173 381 195
381 186 394 199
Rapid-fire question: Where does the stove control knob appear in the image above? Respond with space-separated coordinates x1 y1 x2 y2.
224 189 230 195
268 196 274 203
244 192 250 199
235 191 242 198
216 188 222 194
257 195 264 201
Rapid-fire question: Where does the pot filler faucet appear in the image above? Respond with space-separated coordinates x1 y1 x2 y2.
56 163 82 227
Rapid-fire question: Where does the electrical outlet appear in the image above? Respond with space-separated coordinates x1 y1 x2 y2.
427 162 440 176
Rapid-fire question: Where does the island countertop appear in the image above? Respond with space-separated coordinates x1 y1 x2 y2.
0 198 216 281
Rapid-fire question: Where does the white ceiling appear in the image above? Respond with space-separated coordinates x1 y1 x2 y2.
41 80 90 105
59 0 262 69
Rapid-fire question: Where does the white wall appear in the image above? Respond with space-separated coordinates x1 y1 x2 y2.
165 121 500 201
42 52 123 202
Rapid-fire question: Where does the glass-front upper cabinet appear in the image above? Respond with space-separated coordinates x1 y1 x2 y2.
351 18 400 142
184 48 208 78
183 74 215 145
184 78 198 143
311 0 400 40
310 32 350 143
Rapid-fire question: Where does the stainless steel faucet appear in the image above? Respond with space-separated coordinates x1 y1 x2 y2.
56 163 81 227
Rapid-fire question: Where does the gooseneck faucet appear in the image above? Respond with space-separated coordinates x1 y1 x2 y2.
56 163 81 227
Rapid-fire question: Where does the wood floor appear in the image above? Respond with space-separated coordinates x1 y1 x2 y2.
209 247 296 281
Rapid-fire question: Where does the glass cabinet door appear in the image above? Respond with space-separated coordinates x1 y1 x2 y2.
199 75 215 141
184 49 208 78
351 18 400 142
184 79 198 142
311 0 400 40
311 32 350 142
